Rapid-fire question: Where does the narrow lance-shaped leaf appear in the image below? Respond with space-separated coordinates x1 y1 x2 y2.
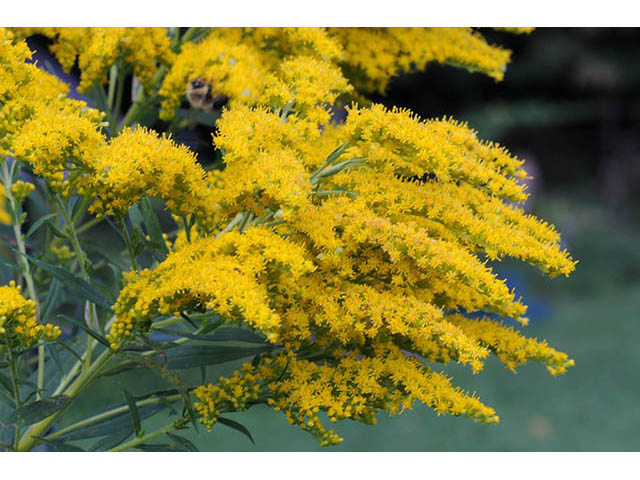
41 278 61 322
166 432 199 452
89 427 133 452
57 314 110 348
140 197 168 255
217 417 255 445
1 395 72 428
123 389 142 437
25 213 57 239
165 344 274 370
33 437 85 452
27 255 112 310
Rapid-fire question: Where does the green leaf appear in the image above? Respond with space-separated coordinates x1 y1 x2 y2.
134 443 175 452
123 389 142 437
140 198 168 255
89 427 133 451
57 314 111 348
325 141 351 166
128 204 144 231
44 217 68 239
0 372 14 396
167 432 199 451
165 344 273 370
25 213 57 239
1 395 71 428
0 389 14 409
217 417 254 444
27 256 112 310
41 278 61 322
154 326 266 344
46 343 64 378
55 340 83 362
33 436 85 452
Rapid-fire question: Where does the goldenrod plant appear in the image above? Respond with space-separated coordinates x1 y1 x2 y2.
0 26 573 451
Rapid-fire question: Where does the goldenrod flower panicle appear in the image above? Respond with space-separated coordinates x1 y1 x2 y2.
242 27 345 63
0 282 61 349
195 347 498 445
12 101 105 195
449 314 575 375
84 126 210 219
11 27 173 93
264 55 352 125
329 28 513 93
108 228 315 349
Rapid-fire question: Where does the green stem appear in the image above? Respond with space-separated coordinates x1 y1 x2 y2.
54 194 98 371
76 216 104 235
37 345 44 400
1 161 43 400
16 349 114 452
108 422 176 452
54 195 89 280
45 393 182 441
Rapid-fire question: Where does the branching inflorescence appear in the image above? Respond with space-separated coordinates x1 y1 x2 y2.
0 27 574 450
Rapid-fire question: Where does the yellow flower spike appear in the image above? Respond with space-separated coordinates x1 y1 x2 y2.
0 283 61 350
328 27 513 94
11 27 173 93
11 180 35 202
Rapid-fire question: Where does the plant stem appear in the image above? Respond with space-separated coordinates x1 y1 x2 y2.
44 393 182 441
107 422 176 452
76 215 104 235
55 194 97 370
1 161 43 400
16 348 114 452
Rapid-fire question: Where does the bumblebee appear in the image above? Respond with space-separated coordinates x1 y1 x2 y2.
185 79 228 111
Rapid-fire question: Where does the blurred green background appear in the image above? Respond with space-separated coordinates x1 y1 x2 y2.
20 28 640 451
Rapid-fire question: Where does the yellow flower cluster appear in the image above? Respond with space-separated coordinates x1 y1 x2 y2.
448 314 575 375
328 27 514 93
1 30 215 217
196 345 498 446
11 180 35 202
82 126 210 219
159 28 524 120
193 363 262 430
0 282 61 349
107 228 314 349
10 27 173 92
